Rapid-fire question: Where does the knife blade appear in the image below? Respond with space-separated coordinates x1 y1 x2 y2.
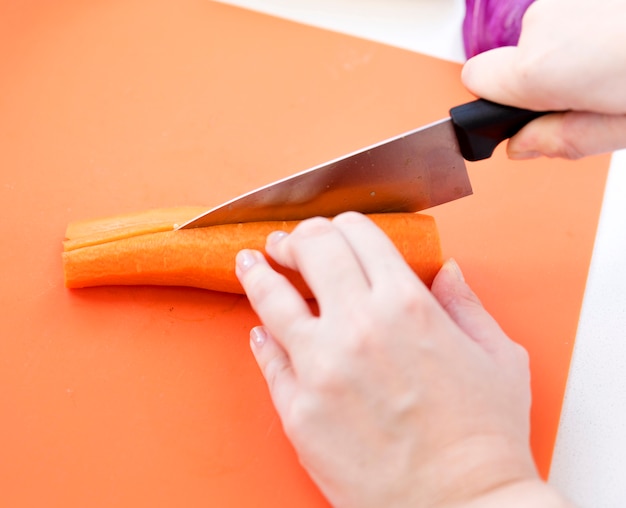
177 99 545 229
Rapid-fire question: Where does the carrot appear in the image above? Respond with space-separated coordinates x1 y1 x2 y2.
62 208 443 297
63 206 207 250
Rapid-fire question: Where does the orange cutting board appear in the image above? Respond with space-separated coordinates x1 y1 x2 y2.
0 1 610 506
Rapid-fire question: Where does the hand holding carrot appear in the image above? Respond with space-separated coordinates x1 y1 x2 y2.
462 0 626 159
236 212 571 507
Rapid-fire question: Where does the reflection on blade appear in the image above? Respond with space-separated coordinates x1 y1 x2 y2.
178 119 472 229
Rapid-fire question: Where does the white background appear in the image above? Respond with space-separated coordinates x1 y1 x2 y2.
217 2 626 506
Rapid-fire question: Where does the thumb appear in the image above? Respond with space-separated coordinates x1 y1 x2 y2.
507 111 626 159
461 46 560 111
431 259 513 356
462 47 626 160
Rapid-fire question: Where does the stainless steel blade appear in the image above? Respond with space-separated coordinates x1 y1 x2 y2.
177 118 472 229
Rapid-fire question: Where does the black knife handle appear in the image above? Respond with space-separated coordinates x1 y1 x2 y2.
450 99 548 161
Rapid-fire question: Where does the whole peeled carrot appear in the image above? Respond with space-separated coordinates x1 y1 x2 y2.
62 208 443 297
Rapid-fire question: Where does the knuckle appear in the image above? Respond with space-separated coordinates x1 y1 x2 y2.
450 286 483 312
558 115 588 159
382 280 432 320
263 355 291 394
242 264 279 302
304 356 345 393
291 216 333 240
436 278 483 316
332 210 367 225
516 113 586 159
298 339 359 394
282 395 317 438
340 305 376 344
267 217 336 272
559 141 586 160
329 301 391 358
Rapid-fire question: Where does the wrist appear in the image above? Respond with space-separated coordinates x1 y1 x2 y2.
460 478 574 508
417 433 574 508
417 434 542 507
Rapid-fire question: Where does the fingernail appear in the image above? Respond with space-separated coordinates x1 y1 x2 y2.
250 326 268 347
445 258 465 282
509 150 541 160
236 249 261 273
267 230 288 245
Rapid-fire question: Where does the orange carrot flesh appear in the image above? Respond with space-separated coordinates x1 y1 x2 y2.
63 209 443 297
63 206 207 250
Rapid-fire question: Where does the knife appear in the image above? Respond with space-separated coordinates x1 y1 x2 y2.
177 99 546 229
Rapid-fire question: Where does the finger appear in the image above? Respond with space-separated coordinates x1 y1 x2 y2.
330 212 422 289
431 259 516 356
461 47 568 111
462 47 536 109
249 325 298 418
236 249 313 349
507 111 626 159
264 217 370 307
